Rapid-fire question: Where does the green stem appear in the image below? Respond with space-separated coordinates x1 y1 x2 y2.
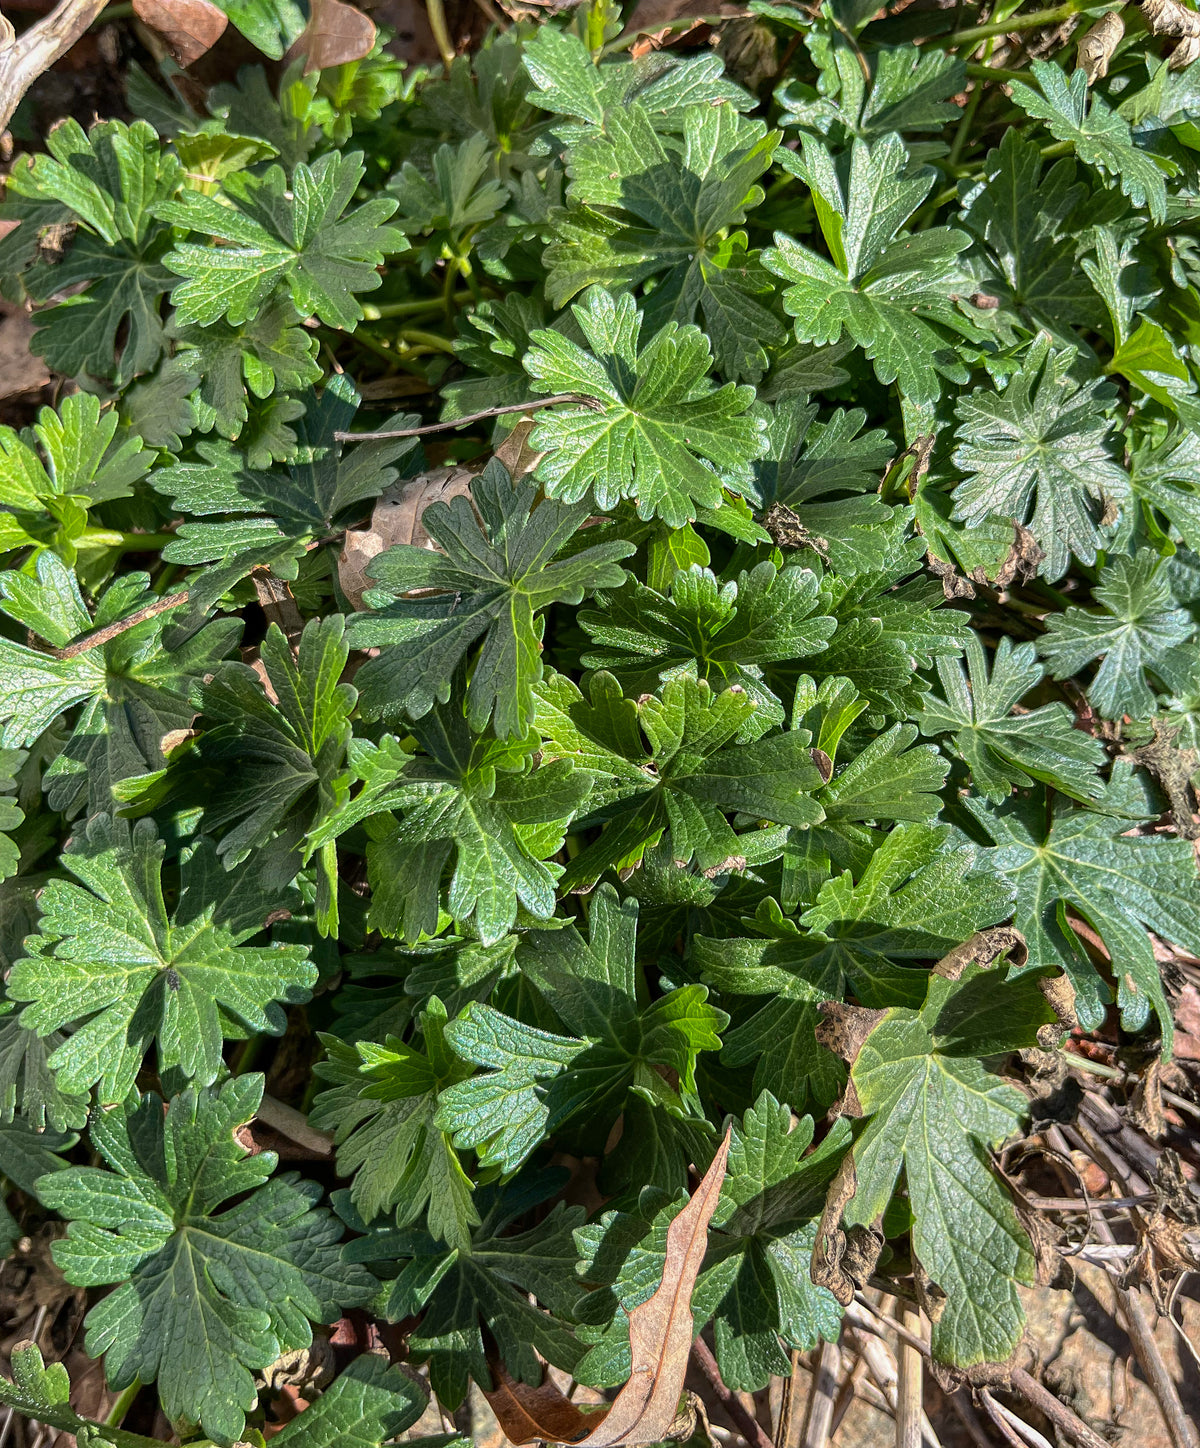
81 530 175 552
964 60 1036 82
930 1 1080 48
362 294 473 320
105 1381 142 1428
398 329 458 354
426 0 456 68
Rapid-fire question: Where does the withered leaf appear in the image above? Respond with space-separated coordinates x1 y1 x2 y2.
482 1362 598 1445
288 0 377 73
133 0 227 66
578 1128 732 1448
338 467 475 610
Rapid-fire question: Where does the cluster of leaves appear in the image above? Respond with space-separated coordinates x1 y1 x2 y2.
3 0 1200 1441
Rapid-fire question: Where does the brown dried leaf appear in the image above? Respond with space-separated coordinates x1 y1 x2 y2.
577 1129 732 1448
132 0 227 66
482 1362 599 1445
1076 10 1124 81
991 521 1046 590
338 467 475 610
814 1001 888 1069
287 0 375 73
811 1151 860 1306
933 927 1027 981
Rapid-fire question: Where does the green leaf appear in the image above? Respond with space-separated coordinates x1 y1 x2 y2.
1039 549 1194 720
524 286 767 528
154 374 418 598
537 673 827 891
951 336 1129 581
348 460 634 740
0 552 241 814
578 561 836 730
268 1355 434 1448
749 398 893 573
356 690 589 944
968 762 1200 1045
0 1341 166 1448
440 885 725 1167
389 133 509 272
170 297 322 442
0 1005 89 1131
9 815 315 1099
159 152 407 331
1129 425 1200 552
1009 61 1168 222
958 128 1104 333
546 103 784 381
763 135 978 406
343 1176 586 1410
842 964 1047 1366
0 391 148 560
693 823 1013 1109
0 1118 77 1198
780 43 966 143
916 632 1106 801
8 119 182 381
311 997 476 1245
39 1075 376 1444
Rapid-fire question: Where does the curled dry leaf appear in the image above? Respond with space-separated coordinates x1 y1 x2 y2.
133 0 228 66
1137 0 1200 66
287 0 376 73
576 1128 732 1448
339 467 475 609
933 926 1027 981
1076 10 1125 82
482 1361 599 1445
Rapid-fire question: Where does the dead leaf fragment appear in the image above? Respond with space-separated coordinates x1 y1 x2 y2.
482 1362 599 1445
1139 0 1200 66
814 1001 888 1068
577 1129 732 1448
133 0 227 65
339 467 475 609
933 926 1027 981
1076 9 1124 81
0 301 51 402
287 0 376 72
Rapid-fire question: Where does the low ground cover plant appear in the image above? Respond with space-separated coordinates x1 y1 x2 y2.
0 0 1199 1440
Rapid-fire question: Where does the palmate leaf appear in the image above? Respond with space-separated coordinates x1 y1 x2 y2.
0 1005 89 1132
334 689 589 945
1009 61 1168 222
524 287 767 527
951 338 1129 581
342 1174 587 1411
348 459 634 740
575 1095 848 1393
779 42 966 145
748 398 893 573
9 815 315 1100
841 964 1052 1367
439 886 726 1174
169 298 323 442
1038 549 1194 721
311 998 476 1247
916 633 1107 801
269 1355 436 1448
159 151 407 331
967 763 1200 1045
0 552 242 814
693 822 1012 1110
537 672 827 892
154 374 418 602
0 391 148 560
4 119 182 381
958 129 1104 334
578 561 836 731
1129 425 1200 552
388 132 509 272
38 1075 376 1444
763 134 980 406
521 25 753 146
546 103 784 381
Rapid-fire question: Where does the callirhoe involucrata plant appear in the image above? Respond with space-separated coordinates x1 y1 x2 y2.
1 0 1200 1440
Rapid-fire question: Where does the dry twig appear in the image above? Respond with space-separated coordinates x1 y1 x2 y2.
0 0 110 131
690 1337 775 1448
334 393 597 442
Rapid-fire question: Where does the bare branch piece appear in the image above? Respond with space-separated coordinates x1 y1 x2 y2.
690 1337 775 1448
333 393 598 443
53 590 190 661
0 0 111 132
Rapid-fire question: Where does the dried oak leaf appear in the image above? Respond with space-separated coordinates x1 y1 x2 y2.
132 0 227 66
